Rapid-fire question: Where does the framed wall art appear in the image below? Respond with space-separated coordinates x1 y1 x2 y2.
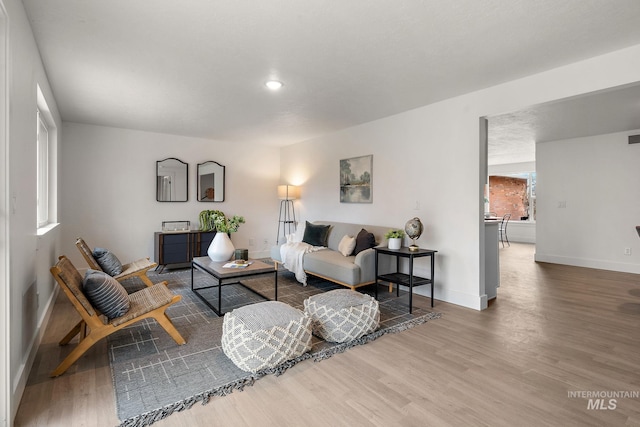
340 155 372 203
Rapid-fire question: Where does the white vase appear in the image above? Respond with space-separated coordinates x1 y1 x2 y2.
207 233 235 262
388 237 402 250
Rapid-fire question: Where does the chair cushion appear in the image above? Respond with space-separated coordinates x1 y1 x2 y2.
92 247 124 276
302 221 330 247
114 258 155 279
338 235 356 256
82 269 130 319
353 228 376 255
111 283 174 326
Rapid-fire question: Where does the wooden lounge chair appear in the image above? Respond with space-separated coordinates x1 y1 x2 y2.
49 255 186 377
75 237 157 287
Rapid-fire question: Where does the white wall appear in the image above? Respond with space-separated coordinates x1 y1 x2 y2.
60 123 281 269
280 44 640 310
503 222 536 244
281 103 485 309
536 130 640 273
0 3 8 425
488 161 536 175
3 0 62 423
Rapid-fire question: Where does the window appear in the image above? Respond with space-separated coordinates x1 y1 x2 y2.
36 84 56 230
37 108 49 227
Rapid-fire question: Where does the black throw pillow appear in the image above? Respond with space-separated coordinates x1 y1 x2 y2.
302 221 331 247
353 228 376 255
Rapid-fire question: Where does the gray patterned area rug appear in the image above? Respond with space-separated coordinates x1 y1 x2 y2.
110 265 441 427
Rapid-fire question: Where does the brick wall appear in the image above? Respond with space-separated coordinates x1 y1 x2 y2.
488 176 528 219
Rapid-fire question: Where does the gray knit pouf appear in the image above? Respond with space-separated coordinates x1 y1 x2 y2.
221 301 312 373
304 289 380 343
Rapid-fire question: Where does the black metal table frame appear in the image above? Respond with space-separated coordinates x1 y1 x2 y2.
191 260 278 316
374 247 437 313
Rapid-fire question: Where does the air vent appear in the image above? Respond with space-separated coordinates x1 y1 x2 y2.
629 135 640 144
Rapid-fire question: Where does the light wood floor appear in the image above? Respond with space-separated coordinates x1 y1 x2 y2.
15 244 640 426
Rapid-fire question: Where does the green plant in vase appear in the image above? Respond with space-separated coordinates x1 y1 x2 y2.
385 229 405 250
213 214 245 233
384 229 405 239
199 210 225 232
204 211 246 262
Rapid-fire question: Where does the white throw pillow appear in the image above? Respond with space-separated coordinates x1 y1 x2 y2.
293 222 306 243
338 235 356 257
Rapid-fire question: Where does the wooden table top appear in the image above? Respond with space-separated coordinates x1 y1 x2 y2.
192 256 273 279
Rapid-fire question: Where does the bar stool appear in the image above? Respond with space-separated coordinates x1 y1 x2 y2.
499 213 511 247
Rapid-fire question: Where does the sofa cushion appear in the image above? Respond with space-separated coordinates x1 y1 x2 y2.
302 221 330 247
304 250 360 286
92 247 124 276
338 235 356 256
82 269 130 319
353 228 376 255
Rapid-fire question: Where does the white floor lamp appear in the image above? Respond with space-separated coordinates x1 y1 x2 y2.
277 185 299 244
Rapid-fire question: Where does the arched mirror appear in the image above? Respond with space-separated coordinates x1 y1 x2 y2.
156 158 188 202
197 161 225 202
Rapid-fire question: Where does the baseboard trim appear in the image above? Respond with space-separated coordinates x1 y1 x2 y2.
534 253 640 275
408 285 484 311
11 286 58 421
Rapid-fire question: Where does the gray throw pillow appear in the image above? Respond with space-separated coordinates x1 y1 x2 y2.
92 247 124 276
353 228 376 255
302 221 331 247
82 269 130 319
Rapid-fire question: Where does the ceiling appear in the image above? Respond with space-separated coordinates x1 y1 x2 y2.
488 83 640 165
23 0 640 152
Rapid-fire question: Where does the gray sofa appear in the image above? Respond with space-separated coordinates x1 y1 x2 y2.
270 221 394 290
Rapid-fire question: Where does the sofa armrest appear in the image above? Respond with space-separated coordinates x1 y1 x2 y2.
354 248 376 283
270 244 284 262
355 245 395 283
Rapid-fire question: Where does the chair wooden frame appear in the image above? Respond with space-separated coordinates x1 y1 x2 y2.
49 255 186 377
76 237 157 287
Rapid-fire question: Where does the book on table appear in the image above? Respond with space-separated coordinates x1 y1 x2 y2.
223 261 253 268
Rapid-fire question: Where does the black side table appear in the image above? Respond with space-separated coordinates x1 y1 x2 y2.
374 247 438 313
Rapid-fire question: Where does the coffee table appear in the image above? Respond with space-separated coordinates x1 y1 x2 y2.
191 256 277 316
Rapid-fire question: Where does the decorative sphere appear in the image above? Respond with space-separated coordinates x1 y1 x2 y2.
405 217 424 240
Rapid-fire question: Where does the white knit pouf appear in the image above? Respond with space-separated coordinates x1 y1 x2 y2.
304 289 380 343
221 301 312 373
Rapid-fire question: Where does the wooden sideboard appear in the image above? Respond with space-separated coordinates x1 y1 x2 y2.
154 230 216 272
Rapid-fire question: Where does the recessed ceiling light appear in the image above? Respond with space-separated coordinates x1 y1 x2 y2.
265 80 284 90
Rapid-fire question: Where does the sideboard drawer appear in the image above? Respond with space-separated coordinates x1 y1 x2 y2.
162 233 188 245
154 230 218 272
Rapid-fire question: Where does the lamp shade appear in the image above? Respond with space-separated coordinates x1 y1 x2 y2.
278 185 299 200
